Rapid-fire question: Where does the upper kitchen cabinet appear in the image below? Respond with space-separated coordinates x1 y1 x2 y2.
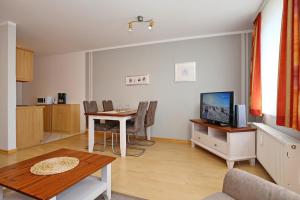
16 47 34 82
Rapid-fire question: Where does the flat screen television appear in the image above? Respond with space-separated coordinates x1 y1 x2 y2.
200 91 234 126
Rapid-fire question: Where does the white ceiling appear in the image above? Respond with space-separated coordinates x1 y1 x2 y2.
0 0 262 56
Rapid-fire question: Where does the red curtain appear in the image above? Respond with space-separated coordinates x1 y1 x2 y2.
277 0 300 130
250 13 262 116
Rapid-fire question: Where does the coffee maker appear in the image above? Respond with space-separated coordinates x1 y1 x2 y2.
57 93 67 104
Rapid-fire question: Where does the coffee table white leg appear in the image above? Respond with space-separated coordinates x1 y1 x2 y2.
49 197 56 200
88 116 95 153
119 119 126 157
0 186 3 200
146 127 151 141
102 164 112 200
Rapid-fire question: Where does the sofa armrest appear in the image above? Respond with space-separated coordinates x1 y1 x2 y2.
222 169 300 200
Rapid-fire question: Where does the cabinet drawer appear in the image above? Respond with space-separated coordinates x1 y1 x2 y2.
209 138 228 154
193 131 208 143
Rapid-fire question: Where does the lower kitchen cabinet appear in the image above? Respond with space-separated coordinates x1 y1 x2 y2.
45 104 80 134
16 106 44 149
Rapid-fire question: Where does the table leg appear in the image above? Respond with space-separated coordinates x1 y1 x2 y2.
49 197 56 200
146 127 151 141
88 116 95 153
0 186 3 200
102 164 112 200
119 119 126 157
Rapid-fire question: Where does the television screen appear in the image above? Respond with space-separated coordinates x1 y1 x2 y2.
200 91 234 125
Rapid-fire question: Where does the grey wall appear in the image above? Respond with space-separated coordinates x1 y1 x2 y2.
92 35 242 140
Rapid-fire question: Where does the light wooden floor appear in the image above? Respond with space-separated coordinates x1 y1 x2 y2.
0 134 272 200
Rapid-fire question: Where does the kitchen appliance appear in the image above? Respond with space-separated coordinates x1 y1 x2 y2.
58 93 67 104
37 96 53 105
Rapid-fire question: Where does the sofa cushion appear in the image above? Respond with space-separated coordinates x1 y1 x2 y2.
202 192 235 200
223 169 300 200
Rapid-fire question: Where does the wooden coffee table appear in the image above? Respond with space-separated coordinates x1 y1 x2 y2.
0 148 115 200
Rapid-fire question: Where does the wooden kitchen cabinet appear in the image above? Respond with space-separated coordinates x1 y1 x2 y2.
43 105 53 132
16 47 34 82
16 106 44 149
51 104 80 134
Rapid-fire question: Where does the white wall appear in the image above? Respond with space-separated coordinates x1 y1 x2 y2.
0 22 16 150
22 52 86 132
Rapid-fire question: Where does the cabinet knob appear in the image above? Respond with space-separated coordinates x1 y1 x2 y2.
214 144 217 147
291 145 296 149
198 137 201 139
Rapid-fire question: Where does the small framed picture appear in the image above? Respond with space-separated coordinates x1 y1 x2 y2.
175 62 196 82
126 74 150 85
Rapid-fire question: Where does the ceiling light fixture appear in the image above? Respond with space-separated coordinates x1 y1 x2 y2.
128 16 154 32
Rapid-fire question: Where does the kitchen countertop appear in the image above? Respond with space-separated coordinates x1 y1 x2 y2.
17 105 45 109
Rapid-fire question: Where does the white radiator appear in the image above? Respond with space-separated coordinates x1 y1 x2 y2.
253 123 300 193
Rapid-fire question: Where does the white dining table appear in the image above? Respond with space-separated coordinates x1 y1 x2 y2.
86 110 136 157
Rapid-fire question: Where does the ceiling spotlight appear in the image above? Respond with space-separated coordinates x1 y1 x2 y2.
148 20 154 30
128 16 154 31
128 22 133 32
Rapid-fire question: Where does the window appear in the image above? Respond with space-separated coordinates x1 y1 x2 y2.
261 0 283 116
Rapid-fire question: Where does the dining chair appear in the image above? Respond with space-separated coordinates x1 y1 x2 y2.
142 101 158 146
102 100 114 111
102 100 119 127
110 101 149 157
83 101 112 151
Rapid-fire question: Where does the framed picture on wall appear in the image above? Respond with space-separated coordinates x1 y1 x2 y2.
175 62 196 82
126 74 150 85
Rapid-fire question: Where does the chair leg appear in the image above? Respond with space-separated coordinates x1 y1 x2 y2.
144 127 148 140
111 132 146 157
111 132 118 155
96 131 107 152
132 127 156 146
103 132 106 150
127 134 135 145
127 133 146 156
85 131 112 152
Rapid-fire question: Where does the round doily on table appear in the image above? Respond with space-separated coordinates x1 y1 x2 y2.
30 157 80 176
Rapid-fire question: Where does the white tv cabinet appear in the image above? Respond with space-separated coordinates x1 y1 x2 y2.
191 119 256 169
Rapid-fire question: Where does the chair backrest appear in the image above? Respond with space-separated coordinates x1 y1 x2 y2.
83 101 98 113
145 101 158 128
132 101 149 133
102 100 114 111
83 101 99 128
102 100 119 127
